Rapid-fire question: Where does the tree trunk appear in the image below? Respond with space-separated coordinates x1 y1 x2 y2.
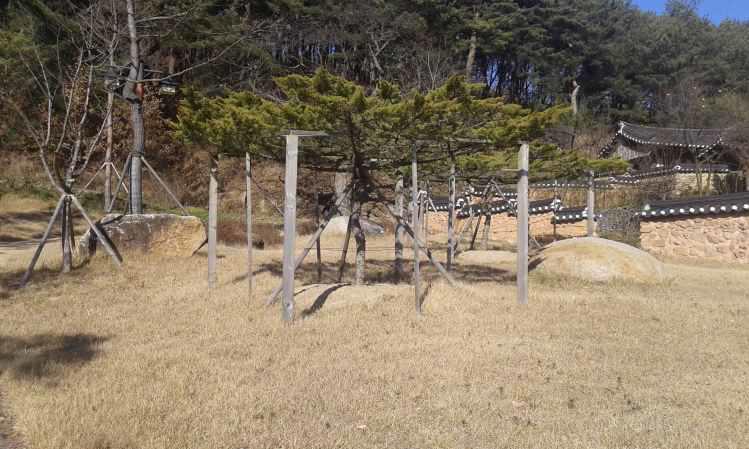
126 0 144 214
334 167 352 216
465 12 479 80
104 30 115 210
571 81 581 116
394 175 405 281
351 196 366 286
350 161 366 285
129 102 144 214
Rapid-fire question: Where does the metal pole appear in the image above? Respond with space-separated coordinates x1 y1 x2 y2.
411 146 421 315
281 134 299 321
517 143 529 305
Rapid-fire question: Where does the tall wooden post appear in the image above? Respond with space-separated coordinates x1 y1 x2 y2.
447 162 456 270
553 179 558 241
394 175 405 281
61 196 73 273
587 171 595 237
245 153 253 299
282 134 299 321
517 143 529 305
411 146 422 315
208 156 218 290
315 192 322 283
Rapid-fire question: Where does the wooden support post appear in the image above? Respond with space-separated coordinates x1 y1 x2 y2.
454 208 475 257
447 163 456 271
394 175 405 281
385 205 456 287
482 213 492 250
553 179 558 241
265 182 353 306
411 146 422 314
245 153 253 299
20 196 65 287
61 196 73 273
208 156 218 290
587 171 595 237
517 143 529 305
69 195 123 267
314 191 322 283
336 215 353 282
423 182 429 239
470 214 483 250
281 134 299 321
107 154 132 214
142 157 189 215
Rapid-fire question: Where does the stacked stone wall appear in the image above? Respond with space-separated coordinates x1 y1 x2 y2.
424 212 587 245
640 215 749 264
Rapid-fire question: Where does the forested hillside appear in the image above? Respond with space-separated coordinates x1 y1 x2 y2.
1 0 748 165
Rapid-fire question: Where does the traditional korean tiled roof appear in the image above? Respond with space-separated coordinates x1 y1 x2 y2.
551 207 601 224
430 196 469 212
451 197 559 218
607 163 732 185
599 122 725 158
640 191 749 219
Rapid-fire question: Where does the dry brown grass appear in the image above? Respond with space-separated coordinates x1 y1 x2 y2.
1 232 748 449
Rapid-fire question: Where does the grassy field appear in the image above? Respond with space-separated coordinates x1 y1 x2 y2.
1 229 749 448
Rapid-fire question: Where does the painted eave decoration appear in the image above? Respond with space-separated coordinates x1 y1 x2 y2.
551 207 601 224
641 191 749 219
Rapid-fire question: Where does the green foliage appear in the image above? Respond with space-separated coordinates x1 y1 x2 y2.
173 70 567 176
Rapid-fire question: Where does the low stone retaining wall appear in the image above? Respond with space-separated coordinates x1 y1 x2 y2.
641 215 749 263
425 212 587 245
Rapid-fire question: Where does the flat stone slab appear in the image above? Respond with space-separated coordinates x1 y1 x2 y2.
77 213 206 261
532 237 667 283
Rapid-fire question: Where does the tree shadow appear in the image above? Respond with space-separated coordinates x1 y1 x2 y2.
0 334 108 382
257 257 516 288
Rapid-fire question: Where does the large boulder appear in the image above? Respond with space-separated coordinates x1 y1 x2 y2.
532 237 667 283
77 214 206 261
321 216 384 238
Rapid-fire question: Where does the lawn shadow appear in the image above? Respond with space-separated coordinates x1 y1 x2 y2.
301 283 349 317
257 257 516 288
0 334 108 382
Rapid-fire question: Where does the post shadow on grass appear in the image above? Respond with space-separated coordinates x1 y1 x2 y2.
0 334 107 381
301 283 349 317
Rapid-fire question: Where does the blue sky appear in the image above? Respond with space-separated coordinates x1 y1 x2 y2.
632 0 749 23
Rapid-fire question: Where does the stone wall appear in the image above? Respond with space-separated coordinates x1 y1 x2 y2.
641 215 749 264
424 212 587 245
